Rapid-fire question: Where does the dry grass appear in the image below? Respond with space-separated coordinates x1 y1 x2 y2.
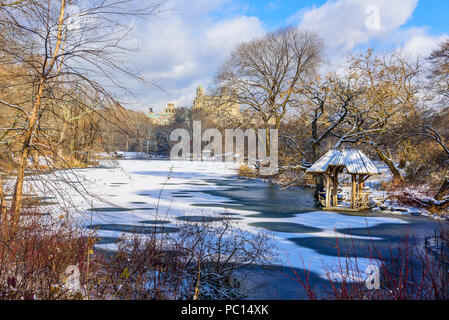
291 231 449 300
0 214 101 299
0 212 274 300
238 164 258 178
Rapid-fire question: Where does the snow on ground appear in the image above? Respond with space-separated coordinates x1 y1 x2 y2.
331 161 440 217
23 159 410 280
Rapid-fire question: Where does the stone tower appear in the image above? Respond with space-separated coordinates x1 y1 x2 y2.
164 103 175 114
192 85 241 120
193 86 205 111
197 85 204 97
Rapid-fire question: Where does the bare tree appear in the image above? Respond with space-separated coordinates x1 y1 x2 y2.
299 73 361 161
421 40 449 199
283 49 420 190
216 27 323 154
0 0 166 235
401 122 449 201
427 40 449 107
0 0 28 8
288 72 361 192
345 49 421 181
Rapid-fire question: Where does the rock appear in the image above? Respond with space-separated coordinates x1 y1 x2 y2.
393 207 409 213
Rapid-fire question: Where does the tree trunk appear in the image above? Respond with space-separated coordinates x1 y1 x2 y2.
31 150 39 169
0 175 8 240
73 113 81 161
11 78 44 232
10 0 66 234
57 115 69 159
434 179 449 201
375 147 403 181
312 143 323 200
264 123 271 157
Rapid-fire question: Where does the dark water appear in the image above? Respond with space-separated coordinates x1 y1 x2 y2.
183 176 449 299
197 177 449 260
195 178 317 218
86 161 449 299
89 224 180 235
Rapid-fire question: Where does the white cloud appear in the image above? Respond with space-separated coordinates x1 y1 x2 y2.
400 28 448 59
294 0 418 53
124 1 265 111
206 16 265 54
289 0 449 71
124 0 447 112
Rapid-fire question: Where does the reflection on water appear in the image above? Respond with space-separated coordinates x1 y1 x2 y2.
95 237 120 245
77 160 449 299
186 176 448 263
200 179 317 218
19 195 58 208
87 207 154 212
176 215 242 223
337 221 436 239
89 224 180 234
139 220 171 225
288 236 398 259
249 222 322 234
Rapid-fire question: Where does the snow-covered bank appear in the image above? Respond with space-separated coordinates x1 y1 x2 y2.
252 160 448 220
22 159 437 281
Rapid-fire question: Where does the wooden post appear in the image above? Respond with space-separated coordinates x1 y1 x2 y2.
325 173 331 209
351 174 357 209
332 167 339 207
359 175 365 189
357 175 365 208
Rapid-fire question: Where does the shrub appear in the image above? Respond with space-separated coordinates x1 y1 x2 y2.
292 230 449 300
96 219 275 300
238 164 257 178
0 213 274 300
0 214 101 300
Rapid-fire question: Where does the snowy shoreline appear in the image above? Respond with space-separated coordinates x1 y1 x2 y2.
243 161 449 221
18 159 448 283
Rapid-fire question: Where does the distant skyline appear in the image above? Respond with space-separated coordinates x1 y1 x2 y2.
123 0 448 112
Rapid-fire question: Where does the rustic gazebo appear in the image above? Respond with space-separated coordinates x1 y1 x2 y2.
307 149 381 212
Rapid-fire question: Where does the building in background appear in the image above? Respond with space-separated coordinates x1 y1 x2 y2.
147 86 274 127
148 103 176 125
192 86 241 121
192 85 275 127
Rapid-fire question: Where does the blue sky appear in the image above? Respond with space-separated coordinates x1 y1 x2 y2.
242 0 448 34
403 0 449 35
125 0 448 112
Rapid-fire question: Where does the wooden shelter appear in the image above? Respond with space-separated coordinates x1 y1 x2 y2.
307 149 381 212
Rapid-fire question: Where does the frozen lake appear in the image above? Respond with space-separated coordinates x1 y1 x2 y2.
27 159 449 298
